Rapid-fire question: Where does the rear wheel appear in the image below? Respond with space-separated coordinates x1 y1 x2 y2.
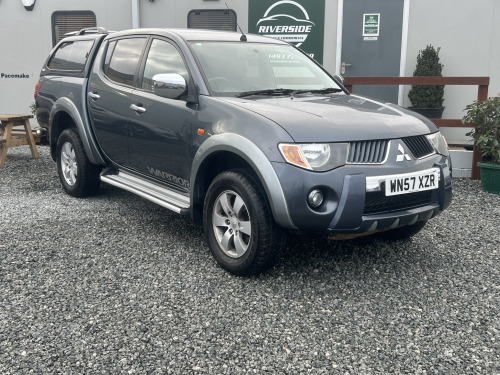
56 129 101 197
376 220 427 240
203 169 286 276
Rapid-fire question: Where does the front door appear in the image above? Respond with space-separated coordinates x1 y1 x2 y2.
127 38 195 193
341 0 404 104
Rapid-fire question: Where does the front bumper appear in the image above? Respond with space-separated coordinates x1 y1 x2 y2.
271 155 452 233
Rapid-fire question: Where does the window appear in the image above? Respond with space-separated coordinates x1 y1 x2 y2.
188 9 237 31
52 11 96 46
103 38 147 87
47 40 95 72
141 40 189 91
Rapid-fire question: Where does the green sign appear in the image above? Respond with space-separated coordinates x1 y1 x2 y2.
363 13 380 36
248 0 325 64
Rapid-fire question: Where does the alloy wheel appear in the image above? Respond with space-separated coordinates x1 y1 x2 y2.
60 141 78 186
212 190 252 258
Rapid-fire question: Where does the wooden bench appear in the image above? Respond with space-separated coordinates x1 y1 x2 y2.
0 114 39 169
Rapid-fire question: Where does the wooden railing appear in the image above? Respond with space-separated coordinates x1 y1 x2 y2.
343 76 490 179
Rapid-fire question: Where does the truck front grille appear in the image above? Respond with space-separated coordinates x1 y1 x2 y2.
402 135 435 159
348 140 389 164
364 189 433 215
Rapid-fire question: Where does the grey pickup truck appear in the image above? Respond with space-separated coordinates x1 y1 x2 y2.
35 27 452 275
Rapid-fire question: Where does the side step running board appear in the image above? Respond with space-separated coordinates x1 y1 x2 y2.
101 170 190 215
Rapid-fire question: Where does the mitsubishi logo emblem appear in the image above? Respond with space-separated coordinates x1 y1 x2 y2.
396 144 411 162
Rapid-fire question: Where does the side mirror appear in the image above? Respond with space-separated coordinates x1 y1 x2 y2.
333 74 344 85
152 73 187 99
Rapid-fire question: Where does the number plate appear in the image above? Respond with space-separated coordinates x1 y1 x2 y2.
385 168 440 196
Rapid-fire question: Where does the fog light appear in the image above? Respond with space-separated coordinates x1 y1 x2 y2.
308 189 324 208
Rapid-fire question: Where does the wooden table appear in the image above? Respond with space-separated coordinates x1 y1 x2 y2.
0 114 39 169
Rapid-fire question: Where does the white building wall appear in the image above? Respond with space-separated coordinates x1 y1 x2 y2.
488 1 500 98
322 0 340 75
0 0 131 120
405 0 499 117
0 2 45 119
139 0 250 30
403 0 499 145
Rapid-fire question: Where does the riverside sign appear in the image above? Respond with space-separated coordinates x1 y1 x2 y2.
248 0 325 64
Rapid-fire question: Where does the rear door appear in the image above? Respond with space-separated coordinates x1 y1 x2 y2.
127 38 196 192
87 37 147 166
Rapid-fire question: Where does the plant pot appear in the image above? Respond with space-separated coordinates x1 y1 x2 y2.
478 162 500 194
408 107 445 119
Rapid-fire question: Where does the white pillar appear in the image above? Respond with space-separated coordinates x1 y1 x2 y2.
335 0 344 75
132 0 140 29
398 0 411 106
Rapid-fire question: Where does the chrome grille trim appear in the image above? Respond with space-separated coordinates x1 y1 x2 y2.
402 135 435 159
347 140 390 164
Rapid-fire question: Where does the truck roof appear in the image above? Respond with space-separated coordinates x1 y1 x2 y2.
106 28 288 44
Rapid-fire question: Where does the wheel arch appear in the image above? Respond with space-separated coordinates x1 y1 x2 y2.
49 97 105 165
49 109 76 161
190 134 296 230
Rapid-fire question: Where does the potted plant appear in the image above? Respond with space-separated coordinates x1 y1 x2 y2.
462 95 500 194
408 45 445 118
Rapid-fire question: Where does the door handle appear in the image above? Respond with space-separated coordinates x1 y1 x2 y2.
341 62 352 75
130 104 146 114
88 92 100 100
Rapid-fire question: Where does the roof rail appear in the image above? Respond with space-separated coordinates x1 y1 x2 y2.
77 27 108 35
63 27 109 37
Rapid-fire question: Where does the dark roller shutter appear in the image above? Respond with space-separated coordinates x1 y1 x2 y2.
188 9 237 31
52 11 97 46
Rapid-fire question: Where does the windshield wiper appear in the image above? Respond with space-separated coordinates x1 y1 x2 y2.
236 87 343 98
236 89 295 98
291 88 343 96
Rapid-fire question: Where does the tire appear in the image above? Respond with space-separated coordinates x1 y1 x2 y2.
376 220 427 241
56 128 101 197
203 169 287 276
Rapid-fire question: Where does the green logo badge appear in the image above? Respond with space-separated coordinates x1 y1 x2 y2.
249 0 325 64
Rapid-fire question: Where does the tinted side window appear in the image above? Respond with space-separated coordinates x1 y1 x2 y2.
48 40 94 71
141 40 189 91
104 38 146 87
103 40 117 72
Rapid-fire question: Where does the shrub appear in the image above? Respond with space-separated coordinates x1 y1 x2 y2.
463 96 500 164
408 45 445 109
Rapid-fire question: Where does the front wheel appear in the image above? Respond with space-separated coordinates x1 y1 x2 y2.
56 129 101 197
203 169 286 276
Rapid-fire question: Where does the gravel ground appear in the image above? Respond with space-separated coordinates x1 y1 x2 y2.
1 145 499 374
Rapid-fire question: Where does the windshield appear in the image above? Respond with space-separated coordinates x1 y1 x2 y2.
189 41 342 96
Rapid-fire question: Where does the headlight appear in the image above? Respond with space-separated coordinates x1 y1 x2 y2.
426 132 449 156
278 143 348 171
